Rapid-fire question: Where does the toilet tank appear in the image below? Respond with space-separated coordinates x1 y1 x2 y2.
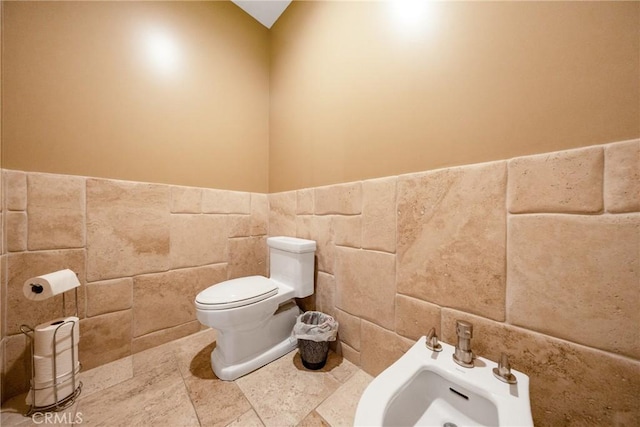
267 236 316 298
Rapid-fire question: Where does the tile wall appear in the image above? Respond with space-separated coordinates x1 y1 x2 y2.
0 174 268 401
0 140 638 426
269 140 640 426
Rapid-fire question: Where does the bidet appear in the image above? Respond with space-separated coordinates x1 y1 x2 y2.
354 336 533 426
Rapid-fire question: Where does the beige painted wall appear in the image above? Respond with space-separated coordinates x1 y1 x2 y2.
3 1 269 192
269 1 640 192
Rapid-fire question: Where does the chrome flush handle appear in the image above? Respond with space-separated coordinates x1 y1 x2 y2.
425 327 442 352
493 353 517 384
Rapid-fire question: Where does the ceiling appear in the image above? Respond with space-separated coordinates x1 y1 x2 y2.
231 0 293 29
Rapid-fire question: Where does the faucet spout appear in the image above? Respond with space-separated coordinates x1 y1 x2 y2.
453 320 474 368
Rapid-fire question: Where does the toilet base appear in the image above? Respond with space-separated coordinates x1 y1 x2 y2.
211 335 298 381
210 300 301 381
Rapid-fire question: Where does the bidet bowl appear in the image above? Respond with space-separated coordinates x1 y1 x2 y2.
354 336 533 427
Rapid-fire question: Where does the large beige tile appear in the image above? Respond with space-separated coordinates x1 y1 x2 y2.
361 177 396 253
6 250 86 335
228 236 267 280
170 214 228 269
334 309 361 351
297 216 335 275
170 328 217 380
604 140 640 213
5 170 27 211
133 264 226 337
508 146 604 213
315 272 336 320
131 340 177 376
171 186 202 213
397 161 507 321
79 356 133 400
395 294 441 341
507 214 640 358
2 334 29 401
6 212 27 252
131 321 201 355
316 370 373 427
296 189 314 215
338 342 360 367
335 247 396 330
441 309 640 427
314 182 362 215
236 351 340 426
228 214 252 238
359 321 412 377
268 192 296 237
202 189 251 214
76 364 199 426
250 193 268 236
296 410 328 427
1 392 80 426
85 278 132 318
333 215 361 249
227 408 265 427
27 173 85 250
86 179 170 281
185 374 251 426
79 310 132 371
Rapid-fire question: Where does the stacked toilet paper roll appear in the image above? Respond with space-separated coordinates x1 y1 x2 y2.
26 316 80 407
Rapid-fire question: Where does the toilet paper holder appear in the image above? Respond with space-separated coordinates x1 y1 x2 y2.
20 286 82 416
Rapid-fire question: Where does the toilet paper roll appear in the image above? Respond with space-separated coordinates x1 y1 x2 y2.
33 347 80 386
33 317 80 357
26 371 80 407
23 269 81 301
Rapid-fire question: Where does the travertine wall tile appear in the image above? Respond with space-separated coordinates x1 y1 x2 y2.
333 216 361 249
250 194 268 236
228 215 252 238
296 215 335 274
335 247 396 330
360 321 412 377
362 177 396 253
339 341 360 367
6 212 26 252
507 214 640 358
27 173 85 250
171 186 202 213
335 309 361 351
268 192 296 236
202 189 251 214
315 272 336 319
133 264 226 337
228 236 267 280
132 321 201 354
86 278 133 317
3 334 29 398
397 161 507 321
314 182 362 215
395 294 441 341
604 140 640 213
296 189 314 214
508 146 604 213
441 309 640 426
4 170 26 211
79 310 133 371
86 179 170 281
170 214 228 269
6 249 86 335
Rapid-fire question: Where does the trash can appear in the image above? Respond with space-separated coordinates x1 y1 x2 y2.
293 311 339 370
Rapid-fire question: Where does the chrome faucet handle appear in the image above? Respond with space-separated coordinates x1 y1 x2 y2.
425 327 442 352
493 353 517 384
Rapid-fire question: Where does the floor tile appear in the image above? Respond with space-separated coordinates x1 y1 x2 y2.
316 370 373 427
1 392 81 426
236 351 340 426
297 410 330 427
79 356 133 400
75 364 198 426
225 408 264 427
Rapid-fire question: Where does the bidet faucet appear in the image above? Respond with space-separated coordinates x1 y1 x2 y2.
453 320 474 368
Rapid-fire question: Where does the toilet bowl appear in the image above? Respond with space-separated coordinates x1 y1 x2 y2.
195 236 316 381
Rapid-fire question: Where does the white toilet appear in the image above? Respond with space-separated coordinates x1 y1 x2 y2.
195 236 317 381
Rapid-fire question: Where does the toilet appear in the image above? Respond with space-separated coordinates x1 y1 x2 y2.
195 236 316 381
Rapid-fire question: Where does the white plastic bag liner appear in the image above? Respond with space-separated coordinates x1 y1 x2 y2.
293 311 339 342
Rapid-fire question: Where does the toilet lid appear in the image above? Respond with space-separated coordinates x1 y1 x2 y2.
195 276 278 310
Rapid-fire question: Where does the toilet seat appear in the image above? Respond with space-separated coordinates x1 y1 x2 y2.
195 276 278 310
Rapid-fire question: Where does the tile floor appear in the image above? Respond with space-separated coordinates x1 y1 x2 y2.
1 329 373 426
